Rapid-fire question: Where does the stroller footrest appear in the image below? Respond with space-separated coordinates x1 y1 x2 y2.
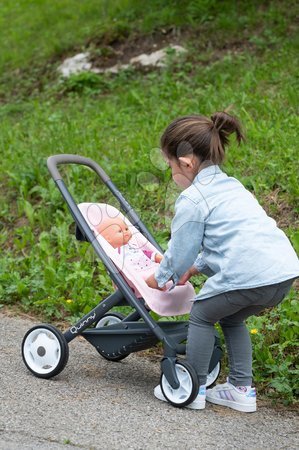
82 321 189 356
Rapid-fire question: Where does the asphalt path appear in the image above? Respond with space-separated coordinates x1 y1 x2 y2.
0 311 298 450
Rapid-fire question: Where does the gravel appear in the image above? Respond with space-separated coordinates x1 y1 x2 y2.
0 311 298 450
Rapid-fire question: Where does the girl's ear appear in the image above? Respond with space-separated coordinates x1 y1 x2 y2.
178 155 195 168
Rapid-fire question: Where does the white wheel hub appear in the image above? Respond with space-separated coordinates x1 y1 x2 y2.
23 328 61 375
161 364 193 405
96 315 122 327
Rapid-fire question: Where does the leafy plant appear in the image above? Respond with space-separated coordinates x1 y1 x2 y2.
59 72 110 95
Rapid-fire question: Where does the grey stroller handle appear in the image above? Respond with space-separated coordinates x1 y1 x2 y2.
47 154 110 183
47 153 163 252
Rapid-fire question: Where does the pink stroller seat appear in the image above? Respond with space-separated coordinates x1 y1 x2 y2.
78 203 195 316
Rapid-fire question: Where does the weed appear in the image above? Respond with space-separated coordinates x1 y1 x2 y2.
58 72 110 95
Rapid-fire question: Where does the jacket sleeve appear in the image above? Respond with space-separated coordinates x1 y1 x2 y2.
155 195 205 288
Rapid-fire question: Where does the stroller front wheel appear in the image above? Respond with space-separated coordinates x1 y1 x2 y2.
160 360 199 407
22 324 69 379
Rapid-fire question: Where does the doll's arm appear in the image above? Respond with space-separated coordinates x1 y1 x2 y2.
143 249 163 263
154 253 163 263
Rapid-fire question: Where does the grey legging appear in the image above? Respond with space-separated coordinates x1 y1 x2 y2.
186 278 295 386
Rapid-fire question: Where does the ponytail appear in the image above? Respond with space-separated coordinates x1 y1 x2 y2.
209 111 244 164
161 111 244 165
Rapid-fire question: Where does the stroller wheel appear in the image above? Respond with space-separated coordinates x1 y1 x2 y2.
160 360 199 407
95 312 125 328
22 324 69 379
206 361 221 388
95 313 129 361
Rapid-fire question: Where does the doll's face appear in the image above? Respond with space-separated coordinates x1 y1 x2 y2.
97 217 132 248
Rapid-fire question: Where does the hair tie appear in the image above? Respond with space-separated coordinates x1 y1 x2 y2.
211 117 219 132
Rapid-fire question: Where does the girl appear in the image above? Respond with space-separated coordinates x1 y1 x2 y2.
146 111 299 412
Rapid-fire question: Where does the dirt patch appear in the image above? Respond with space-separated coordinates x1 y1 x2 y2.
71 26 263 77
260 188 298 229
88 28 184 69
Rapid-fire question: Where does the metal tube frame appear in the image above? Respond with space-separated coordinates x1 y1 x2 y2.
47 155 178 356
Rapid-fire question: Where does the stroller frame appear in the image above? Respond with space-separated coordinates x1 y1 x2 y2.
22 154 222 408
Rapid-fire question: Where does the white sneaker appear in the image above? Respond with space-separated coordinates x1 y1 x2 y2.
154 384 206 410
206 381 257 412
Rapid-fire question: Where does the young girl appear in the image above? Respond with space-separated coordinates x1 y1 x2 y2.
146 111 299 412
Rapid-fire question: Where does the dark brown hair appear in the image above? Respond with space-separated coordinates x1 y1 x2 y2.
161 111 244 165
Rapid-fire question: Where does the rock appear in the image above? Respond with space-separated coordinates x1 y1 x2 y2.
58 53 92 77
130 45 186 68
58 45 187 77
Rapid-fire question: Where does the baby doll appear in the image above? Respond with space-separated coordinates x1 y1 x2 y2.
95 217 163 273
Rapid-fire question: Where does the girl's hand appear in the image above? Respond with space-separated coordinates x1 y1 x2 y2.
155 253 163 263
177 266 199 285
145 273 165 290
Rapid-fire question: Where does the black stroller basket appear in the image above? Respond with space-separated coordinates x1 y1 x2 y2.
21 154 222 408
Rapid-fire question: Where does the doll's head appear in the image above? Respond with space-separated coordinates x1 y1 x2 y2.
96 217 132 248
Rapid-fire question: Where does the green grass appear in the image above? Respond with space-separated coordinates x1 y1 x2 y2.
0 0 298 403
1 0 298 99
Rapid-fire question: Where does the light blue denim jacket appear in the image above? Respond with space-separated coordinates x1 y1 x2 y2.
155 165 299 300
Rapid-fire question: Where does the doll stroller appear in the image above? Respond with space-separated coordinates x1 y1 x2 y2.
21 154 222 408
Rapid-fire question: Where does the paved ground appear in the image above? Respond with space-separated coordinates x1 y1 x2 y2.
0 311 298 450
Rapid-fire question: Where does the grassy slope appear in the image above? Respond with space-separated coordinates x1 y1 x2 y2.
0 0 298 402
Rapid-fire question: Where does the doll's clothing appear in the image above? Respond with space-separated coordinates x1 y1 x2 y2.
117 242 158 276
